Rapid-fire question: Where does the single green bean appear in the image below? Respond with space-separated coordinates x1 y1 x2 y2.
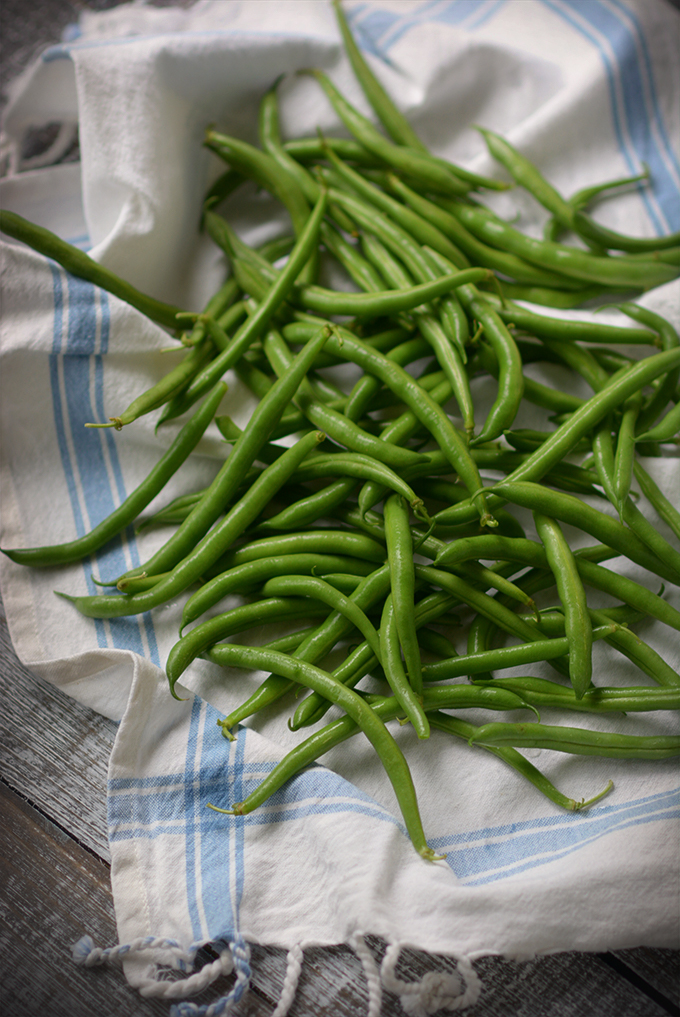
204 642 442 861
0 209 185 329
469 721 680 759
2 382 226 568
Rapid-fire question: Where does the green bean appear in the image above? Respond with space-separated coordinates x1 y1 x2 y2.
477 676 680 713
205 130 310 236
435 533 680 632
423 623 615 682
534 512 592 699
481 295 658 345
322 144 469 269
58 429 327 618
615 304 680 436
443 199 678 290
167 597 332 696
483 281 609 309
262 329 425 470
635 400 680 444
210 530 387 574
204 643 443 861
181 553 376 630
113 321 334 585
469 721 680 759
305 69 473 197
387 174 581 290
633 460 680 540
489 481 680 585
379 595 430 738
0 209 186 329
233 685 587 815
291 586 458 730
298 263 491 318
500 347 680 485
591 607 680 687
257 477 359 532
613 394 642 511
475 126 574 230
573 210 680 253
219 564 393 733
261 574 383 665
455 282 524 445
283 136 382 166
384 494 422 696
157 187 329 423
316 326 495 524
320 573 364 595
331 0 425 152
417 628 459 659
568 169 651 213
428 712 614 811
2 382 226 568
290 453 429 521
320 220 385 292
471 341 586 417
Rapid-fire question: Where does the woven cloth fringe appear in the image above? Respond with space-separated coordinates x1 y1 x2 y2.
73 933 482 1015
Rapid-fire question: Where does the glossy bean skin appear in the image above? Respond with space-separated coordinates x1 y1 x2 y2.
422 624 616 682
203 643 442 861
157 188 329 424
573 209 680 252
476 676 680 713
166 597 332 697
261 574 383 665
635 400 680 444
2 382 226 568
306 69 472 197
58 430 327 618
443 199 679 290
180 553 377 630
384 494 423 696
380 596 430 738
475 126 575 229
111 323 334 585
216 684 533 820
633 461 680 540
469 722 680 759
387 174 579 290
317 326 495 525
0 209 185 329
491 481 680 586
534 512 593 699
331 0 426 152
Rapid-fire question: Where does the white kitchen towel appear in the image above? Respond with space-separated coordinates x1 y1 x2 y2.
1 2 679 1014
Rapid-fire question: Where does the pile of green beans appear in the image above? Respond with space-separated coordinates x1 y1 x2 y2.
2 0 679 861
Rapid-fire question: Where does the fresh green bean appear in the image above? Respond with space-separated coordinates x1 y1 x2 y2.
0 209 185 329
204 642 443 861
469 721 680 759
533 512 592 699
2 382 227 568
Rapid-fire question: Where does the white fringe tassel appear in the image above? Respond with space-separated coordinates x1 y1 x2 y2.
73 932 481 1015
72 933 251 1016
270 943 304 1017
381 941 482 1015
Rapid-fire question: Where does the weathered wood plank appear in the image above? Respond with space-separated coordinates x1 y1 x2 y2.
609 948 680 1010
0 601 115 859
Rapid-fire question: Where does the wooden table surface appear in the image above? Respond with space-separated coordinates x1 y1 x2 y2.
1 592 678 1016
